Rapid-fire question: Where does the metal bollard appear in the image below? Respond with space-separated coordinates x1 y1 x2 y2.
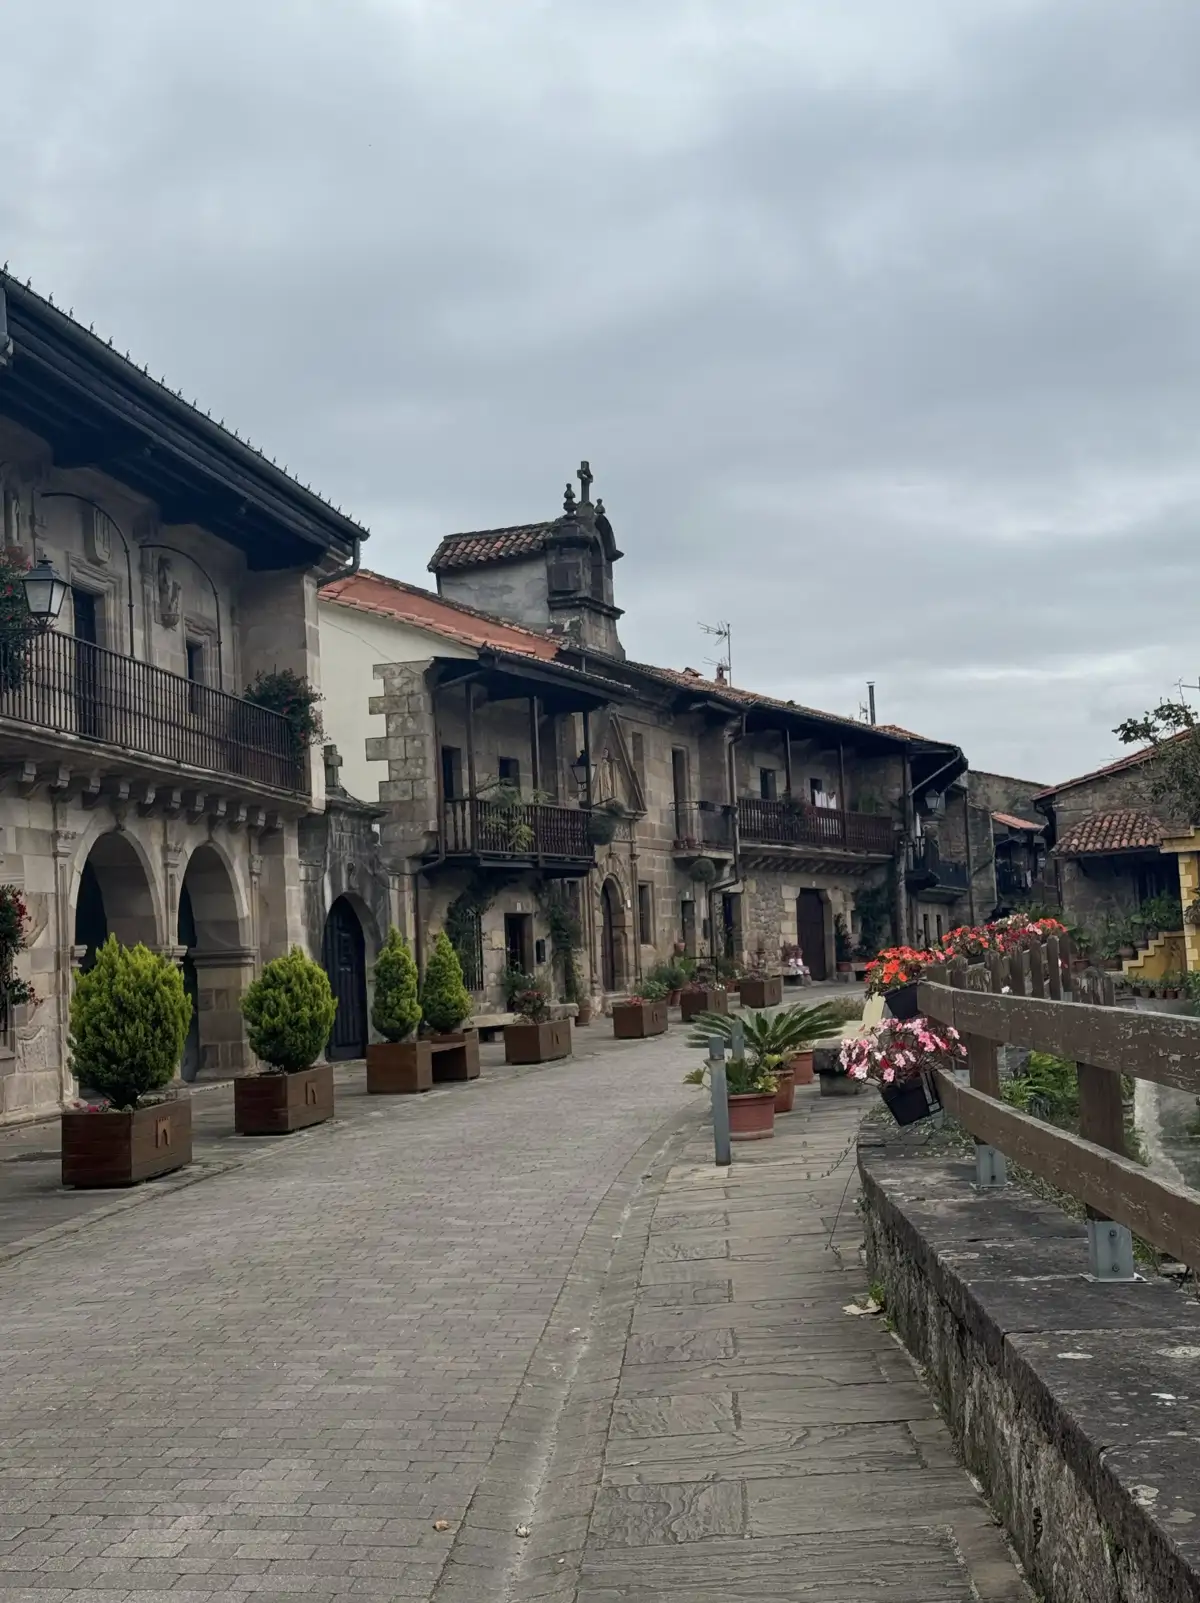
709 1035 731 1167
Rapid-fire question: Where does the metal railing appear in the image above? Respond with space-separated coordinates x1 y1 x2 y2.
0 632 304 793
672 800 734 851
919 937 1200 1276
907 842 970 892
442 797 592 860
737 796 895 855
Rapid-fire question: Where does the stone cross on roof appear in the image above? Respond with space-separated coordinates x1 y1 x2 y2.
577 460 593 506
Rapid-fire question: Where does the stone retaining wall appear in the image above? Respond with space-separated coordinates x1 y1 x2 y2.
859 1131 1200 1603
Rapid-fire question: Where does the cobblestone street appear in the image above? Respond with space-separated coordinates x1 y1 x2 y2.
0 1028 1027 1602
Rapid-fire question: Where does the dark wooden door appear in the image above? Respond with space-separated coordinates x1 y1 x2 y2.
797 890 828 980
601 881 620 991
322 898 367 1060
72 587 102 739
177 883 201 1082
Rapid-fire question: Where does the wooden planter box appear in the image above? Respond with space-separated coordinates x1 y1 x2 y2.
739 975 783 1009
612 1000 668 1039
234 1062 334 1135
366 1039 433 1094
680 987 730 1022
62 1098 193 1188
428 1029 481 1081
503 1018 572 1064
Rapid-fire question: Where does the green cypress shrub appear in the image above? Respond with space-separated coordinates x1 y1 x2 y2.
421 930 472 1034
69 936 192 1109
241 946 337 1071
371 927 421 1042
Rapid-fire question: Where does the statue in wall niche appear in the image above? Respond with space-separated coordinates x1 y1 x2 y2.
156 556 182 629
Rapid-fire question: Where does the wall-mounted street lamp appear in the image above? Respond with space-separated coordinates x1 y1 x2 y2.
569 750 594 791
20 557 69 631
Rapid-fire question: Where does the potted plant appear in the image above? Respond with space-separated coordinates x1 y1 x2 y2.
689 857 717 889
236 947 338 1134
840 1016 966 1125
366 927 430 1093
687 1001 843 1106
815 1042 864 1097
244 667 324 751
649 956 694 1007
612 979 669 1038
586 797 625 846
62 936 193 1187
421 930 480 1079
739 971 783 1009
503 982 572 1064
679 971 729 1022
683 1055 778 1141
864 945 935 1020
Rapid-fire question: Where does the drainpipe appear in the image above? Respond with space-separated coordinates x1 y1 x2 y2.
706 715 747 965
325 536 362 586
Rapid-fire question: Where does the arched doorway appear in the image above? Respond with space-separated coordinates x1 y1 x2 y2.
322 897 367 1060
600 878 626 993
73 832 159 966
178 843 250 1081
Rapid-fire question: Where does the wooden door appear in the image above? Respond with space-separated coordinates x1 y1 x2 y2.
601 880 621 991
321 897 367 1060
797 890 828 980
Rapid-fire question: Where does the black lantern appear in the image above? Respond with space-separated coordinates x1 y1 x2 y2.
21 557 69 632
570 750 594 791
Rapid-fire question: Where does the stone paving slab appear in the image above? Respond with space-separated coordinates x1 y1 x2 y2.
556 1089 1032 1603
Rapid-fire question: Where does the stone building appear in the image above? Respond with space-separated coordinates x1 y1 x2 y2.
1033 746 1176 939
0 276 365 1122
931 770 1049 922
320 466 973 1006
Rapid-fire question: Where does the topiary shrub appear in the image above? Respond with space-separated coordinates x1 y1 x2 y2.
371 927 421 1043
69 936 192 1109
241 946 337 1071
421 930 473 1034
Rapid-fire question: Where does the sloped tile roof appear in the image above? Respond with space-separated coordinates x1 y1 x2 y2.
992 810 1044 832
1033 736 1188 802
321 569 558 660
428 523 556 573
1054 809 1166 857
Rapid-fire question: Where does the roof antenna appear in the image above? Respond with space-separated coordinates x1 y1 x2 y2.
867 682 877 725
699 620 732 685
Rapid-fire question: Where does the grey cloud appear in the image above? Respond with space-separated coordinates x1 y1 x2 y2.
2 0 1198 779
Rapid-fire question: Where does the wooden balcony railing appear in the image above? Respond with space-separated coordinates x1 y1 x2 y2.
737 796 894 855
672 801 734 852
907 841 970 893
442 797 592 860
0 631 304 793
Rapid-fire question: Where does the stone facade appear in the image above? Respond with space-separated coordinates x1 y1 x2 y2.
0 278 366 1120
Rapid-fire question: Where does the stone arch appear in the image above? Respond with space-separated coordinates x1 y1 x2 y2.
72 830 162 966
177 840 253 1081
321 895 369 1060
599 875 630 994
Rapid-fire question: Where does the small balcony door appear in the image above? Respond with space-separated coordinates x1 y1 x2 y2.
72 587 102 739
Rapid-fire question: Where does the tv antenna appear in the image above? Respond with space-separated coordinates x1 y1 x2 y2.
700 619 732 684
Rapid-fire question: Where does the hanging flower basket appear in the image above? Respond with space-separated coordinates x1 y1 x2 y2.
839 1017 965 1127
879 1071 942 1126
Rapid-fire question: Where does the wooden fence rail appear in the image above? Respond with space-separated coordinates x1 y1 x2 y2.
915 933 1200 1271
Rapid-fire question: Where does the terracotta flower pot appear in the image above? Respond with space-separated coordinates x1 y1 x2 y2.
787 1049 814 1086
773 1067 795 1114
667 989 682 1007
728 1091 776 1140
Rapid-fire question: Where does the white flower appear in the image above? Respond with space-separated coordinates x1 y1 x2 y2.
1001 985 1011 994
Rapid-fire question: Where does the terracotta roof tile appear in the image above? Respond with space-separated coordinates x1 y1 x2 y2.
428 523 556 573
1054 809 1166 857
320 570 558 660
1033 736 1188 802
992 810 1044 832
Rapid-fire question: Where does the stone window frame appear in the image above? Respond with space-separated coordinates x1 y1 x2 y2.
182 613 219 690
63 551 123 655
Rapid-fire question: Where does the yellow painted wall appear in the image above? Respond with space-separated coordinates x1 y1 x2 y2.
1158 832 1200 972
1123 931 1186 980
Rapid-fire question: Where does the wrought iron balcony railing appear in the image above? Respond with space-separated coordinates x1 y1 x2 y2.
0 631 304 793
737 796 895 855
442 797 592 861
672 800 734 852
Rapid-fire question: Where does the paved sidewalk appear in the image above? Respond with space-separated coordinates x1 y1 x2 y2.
0 1026 701 1603
558 1087 1032 1603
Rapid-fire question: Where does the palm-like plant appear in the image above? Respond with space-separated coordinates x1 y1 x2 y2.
685 1002 845 1068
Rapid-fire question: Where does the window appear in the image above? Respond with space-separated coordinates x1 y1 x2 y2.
441 746 464 801
185 639 206 713
922 912 931 947
631 731 646 790
936 914 944 941
504 912 533 975
681 898 697 957
759 768 778 801
671 748 690 806
637 883 654 946
809 777 823 805
498 756 521 789
71 587 99 645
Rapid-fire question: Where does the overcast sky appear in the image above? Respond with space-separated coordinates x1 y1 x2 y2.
4 0 1199 783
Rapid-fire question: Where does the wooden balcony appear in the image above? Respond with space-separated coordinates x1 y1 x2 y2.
441 797 593 874
672 801 735 856
0 631 304 794
906 842 970 900
737 796 895 856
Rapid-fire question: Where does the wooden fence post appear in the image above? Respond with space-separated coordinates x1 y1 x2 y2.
956 955 1006 1188
1046 934 1063 1001
1077 976 1135 1280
